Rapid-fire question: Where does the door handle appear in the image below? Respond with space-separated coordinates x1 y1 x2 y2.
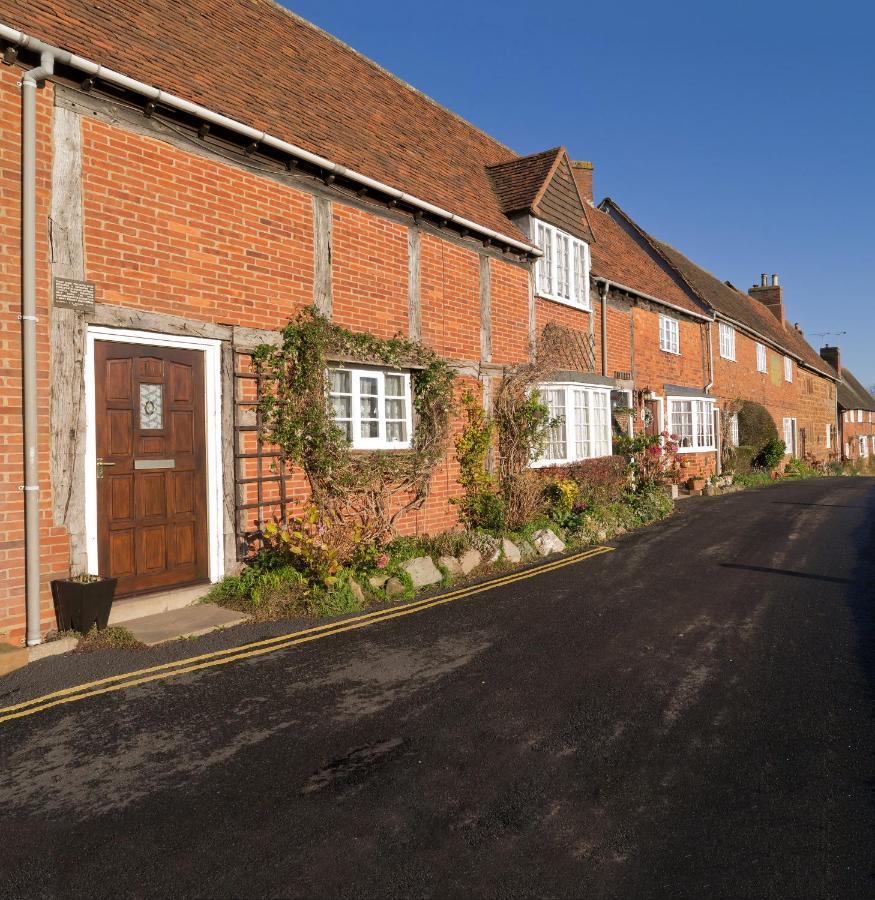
96 458 116 480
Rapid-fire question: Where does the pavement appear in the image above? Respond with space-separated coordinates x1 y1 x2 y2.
0 477 873 899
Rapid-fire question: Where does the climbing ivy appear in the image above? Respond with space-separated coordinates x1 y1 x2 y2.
254 307 455 543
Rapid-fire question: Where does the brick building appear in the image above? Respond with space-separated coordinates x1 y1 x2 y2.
819 347 875 461
0 2 843 645
601 201 839 469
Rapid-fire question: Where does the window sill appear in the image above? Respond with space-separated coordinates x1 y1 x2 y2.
676 446 716 454
660 347 681 356
536 292 591 313
348 444 413 454
719 355 736 362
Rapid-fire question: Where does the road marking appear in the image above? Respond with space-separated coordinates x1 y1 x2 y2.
0 546 614 725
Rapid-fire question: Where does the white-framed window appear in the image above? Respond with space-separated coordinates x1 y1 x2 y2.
328 367 413 450
659 315 680 354
825 423 831 449
857 409 864 423
860 436 869 458
729 413 740 447
532 382 612 466
782 417 796 455
719 322 736 360
534 218 591 310
667 397 715 451
784 356 793 382
756 342 767 373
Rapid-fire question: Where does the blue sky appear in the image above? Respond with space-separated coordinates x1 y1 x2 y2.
284 0 875 388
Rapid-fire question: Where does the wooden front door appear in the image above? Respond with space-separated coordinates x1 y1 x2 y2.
95 341 209 595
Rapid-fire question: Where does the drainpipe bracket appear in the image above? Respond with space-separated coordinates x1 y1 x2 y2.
18 314 38 322
18 485 40 492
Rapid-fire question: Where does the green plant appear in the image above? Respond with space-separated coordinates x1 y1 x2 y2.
737 400 780 450
754 438 786 470
75 625 144 653
254 307 455 552
784 457 819 479
545 478 579 527
454 388 504 530
724 444 757 475
733 469 774 488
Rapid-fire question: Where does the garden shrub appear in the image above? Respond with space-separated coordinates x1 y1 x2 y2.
540 456 628 507
724 444 757 475
753 438 786 470
737 401 779 452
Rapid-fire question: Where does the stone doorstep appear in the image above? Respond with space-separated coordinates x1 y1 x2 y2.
122 603 249 647
109 583 212 625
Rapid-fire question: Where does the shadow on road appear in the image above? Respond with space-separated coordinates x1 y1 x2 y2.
719 562 852 585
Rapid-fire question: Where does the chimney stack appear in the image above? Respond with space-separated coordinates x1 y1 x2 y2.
749 272 785 324
570 160 594 205
819 345 841 377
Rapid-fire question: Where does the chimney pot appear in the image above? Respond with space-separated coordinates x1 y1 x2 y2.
772 273 779 286
761 273 768 287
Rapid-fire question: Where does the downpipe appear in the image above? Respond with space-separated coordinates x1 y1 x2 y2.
599 280 610 376
21 50 54 646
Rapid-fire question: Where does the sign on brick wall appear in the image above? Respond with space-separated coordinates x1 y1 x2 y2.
53 278 95 312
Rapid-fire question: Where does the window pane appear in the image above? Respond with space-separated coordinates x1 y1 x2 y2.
592 392 610 457
139 384 163 430
360 395 379 418
360 420 379 439
386 421 407 443
359 376 378 396
573 389 590 459
385 374 404 396
332 396 351 418
385 398 405 419
543 388 566 460
329 369 351 393
670 400 693 447
336 420 352 441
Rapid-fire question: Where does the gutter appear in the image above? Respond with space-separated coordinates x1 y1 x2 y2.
593 275 713 323
0 23 541 259
19 49 54 646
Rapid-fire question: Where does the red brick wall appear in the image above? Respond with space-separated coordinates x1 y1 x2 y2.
332 204 407 339
491 258 530 364
840 410 874 460
709 323 837 466
420 234 480 361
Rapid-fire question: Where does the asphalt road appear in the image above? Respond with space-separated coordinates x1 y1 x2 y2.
1 477 873 899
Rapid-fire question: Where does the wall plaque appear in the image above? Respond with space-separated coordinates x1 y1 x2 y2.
53 278 95 312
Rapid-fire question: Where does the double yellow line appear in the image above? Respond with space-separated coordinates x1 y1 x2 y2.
0 546 613 725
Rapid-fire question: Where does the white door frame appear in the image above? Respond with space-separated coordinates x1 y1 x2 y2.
84 326 225 584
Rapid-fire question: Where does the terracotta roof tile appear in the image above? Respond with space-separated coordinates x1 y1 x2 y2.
838 368 875 411
602 200 837 379
587 205 706 317
486 148 563 214
0 0 530 242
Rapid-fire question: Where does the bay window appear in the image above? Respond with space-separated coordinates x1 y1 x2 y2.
534 218 590 310
328 367 413 449
667 397 715 451
533 382 611 466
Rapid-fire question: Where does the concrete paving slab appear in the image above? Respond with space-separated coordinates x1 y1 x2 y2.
109 584 211 625
123 604 249 646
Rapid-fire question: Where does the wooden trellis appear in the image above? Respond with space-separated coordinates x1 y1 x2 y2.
232 350 293 559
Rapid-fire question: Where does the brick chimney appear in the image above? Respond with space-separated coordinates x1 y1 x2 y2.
570 160 593 205
819 344 841 377
749 273 784 324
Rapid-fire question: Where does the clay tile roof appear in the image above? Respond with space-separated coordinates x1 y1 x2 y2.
486 147 564 214
586 205 707 318
602 200 837 379
0 0 531 243
838 368 875 411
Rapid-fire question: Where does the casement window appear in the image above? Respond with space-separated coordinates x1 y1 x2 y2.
784 356 793 382
782 417 796 455
756 342 767 373
730 413 740 447
659 315 680 354
667 397 715 451
534 219 591 310
718 322 736 360
825 423 831 449
328 367 412 450
532 383 612 466
857 409 864 423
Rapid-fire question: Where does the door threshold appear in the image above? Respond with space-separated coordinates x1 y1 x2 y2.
109 583 212 626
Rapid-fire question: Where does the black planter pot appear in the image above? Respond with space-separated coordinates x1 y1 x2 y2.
51 577 118 633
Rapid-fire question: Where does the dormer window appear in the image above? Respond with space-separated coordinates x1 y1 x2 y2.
534 219 590 310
